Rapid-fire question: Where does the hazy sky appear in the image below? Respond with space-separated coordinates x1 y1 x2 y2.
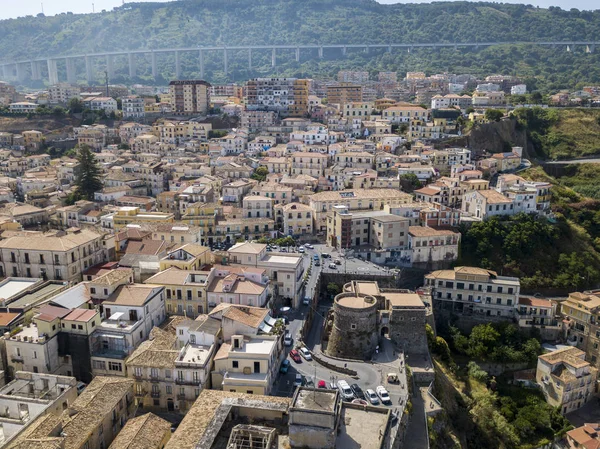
0 0 597 20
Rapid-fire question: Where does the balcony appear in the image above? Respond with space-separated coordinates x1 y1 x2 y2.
150 376 160 383
150 391 160 398
177 393 186 400
176 378 201 386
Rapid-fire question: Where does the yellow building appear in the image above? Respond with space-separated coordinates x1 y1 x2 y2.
536 347 598 414
562 291 600 368
278 202 313 236
145 267 211 317
180 202 220 239
112 207 174 230
22 130 44 150
159 243 211 271
169 80 211 115
382 106 428 124
211 334 283 395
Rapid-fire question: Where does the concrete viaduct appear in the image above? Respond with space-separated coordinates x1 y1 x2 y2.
1 41 598 85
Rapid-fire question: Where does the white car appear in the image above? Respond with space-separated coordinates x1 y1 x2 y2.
298 247 305 253
305 243 314 249
299 347 312 361
328 263 337 269
366 389 380 405
376 386 392 405
284 333 293 346
294 374 303 387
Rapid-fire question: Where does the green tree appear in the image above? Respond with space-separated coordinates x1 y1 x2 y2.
251 166 269 182
327 283 341 297
485 109 504 122
467 324 500 360
399 173 421 193
52 106 65 116
68 98 83 113
74 145 103 201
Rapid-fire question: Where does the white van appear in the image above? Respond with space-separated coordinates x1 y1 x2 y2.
337 380 355 401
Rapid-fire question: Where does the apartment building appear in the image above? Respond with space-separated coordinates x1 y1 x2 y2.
127 325 216 413
243 195 274 219
245 78 309 117
159 244 210 271
291 152 329 177
562 290 600 368
4 376 135 449
206 265 269 309
169 80 211 115
145 267 211 317
278 202 313 236
382 106 428 124
308 188 413 232
0 228 107 282
326 83 362 107
537 347 598 414
122 95 145 119
227 242 304 307
86 96 118 113
566 423 600 449
517 296 561 340
337 71 369 83
427 147 471 172
425 266 520 319
408 226 460 268
211 334 283 395
240 111 278 133
0 372 77 447
462 189 515 220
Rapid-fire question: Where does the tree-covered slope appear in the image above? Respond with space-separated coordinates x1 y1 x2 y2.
2 0 600 60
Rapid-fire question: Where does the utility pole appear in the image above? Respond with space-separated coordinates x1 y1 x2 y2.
92 3 95 13
105 70 109 97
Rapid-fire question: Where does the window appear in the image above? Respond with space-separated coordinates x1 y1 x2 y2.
166 385 172 394
496 298 502 305
151 368 158 378
232 361 239 368
497 286 503 293
90 287 96 294
350 324 357 329
108 362 122 372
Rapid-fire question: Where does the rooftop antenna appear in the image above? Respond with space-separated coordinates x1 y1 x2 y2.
92 3 95 13
41 3 44 14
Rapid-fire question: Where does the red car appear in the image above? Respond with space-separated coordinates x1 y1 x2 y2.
318 380 327 389
290 349 301 363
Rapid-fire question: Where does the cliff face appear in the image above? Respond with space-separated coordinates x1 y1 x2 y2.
466 119 531 157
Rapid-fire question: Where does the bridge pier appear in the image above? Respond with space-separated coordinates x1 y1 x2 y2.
223 48 228 74
199 50 204 79
105 55 114 79
66 58 76 84
295 47 300 62
47 59 58 85
1 65 7 80
85 56 93 84
591 44 596 53
318 46 323 58
365 45 370 54
128 53 136 78
175 50 181 79
342 46 347 56
15 63 26 82
31 61 41 80
151 52 157 79
248 48 252 69
271 48 276 67
387 45 392 53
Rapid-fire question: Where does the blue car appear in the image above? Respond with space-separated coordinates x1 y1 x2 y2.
280 359 291 374
313 254 320 261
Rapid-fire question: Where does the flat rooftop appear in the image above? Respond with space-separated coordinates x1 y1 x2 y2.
179 344 212 365
337 295 376 309
8 283 66 308
354 281 380 297
0 278 39 301
336 406 389 449
293 389 337 413
385 292 425 308
261 254 300 265
231 338 275 355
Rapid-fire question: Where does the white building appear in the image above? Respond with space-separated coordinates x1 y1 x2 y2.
122 95 146 119
48 83 81 105
511 84 528 95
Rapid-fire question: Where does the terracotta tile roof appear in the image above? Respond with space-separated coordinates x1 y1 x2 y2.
408 226 458 237
519 296 553 308
108 413 171 449
0 311 20 326
63 309 97 322
91 268 133 286
475 189 512 204
567 424 600 449
0 229 102 252
539 346 589 369
208 303 269 329
207 275 267 296
126 327 178 369
125 240 167 256
35 305 71 321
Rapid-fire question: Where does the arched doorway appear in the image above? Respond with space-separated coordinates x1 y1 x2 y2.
381 326 389 337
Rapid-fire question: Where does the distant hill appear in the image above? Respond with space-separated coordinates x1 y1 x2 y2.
2 0 600 87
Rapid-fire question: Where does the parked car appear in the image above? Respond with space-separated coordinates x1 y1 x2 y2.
280 359 290 374
334 259 342 265
76 382 87 395
299 347 312 361
351 384 365 400
376 386 392 405
305 243 314 249
314 260 321 266
290 349 301 363
321 253 330 259
303 296 311 306
366 389 380 405
337 380 355 401
284 333 293 346
294 374 303 387
328 263 337 269
387 372 399 384
318 380 327 389
298 247 305 253
313 254 320 261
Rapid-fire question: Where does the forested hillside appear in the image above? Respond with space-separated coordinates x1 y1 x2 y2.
2 0 600 87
